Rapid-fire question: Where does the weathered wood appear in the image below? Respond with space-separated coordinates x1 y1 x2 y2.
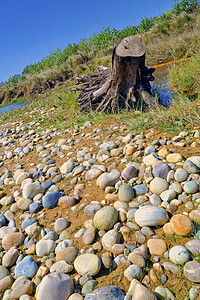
75 36 155 112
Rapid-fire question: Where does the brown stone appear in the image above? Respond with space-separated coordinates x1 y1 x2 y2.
110 149 121 157
147 239 167 256
171 214 194 236
112 244 125 255
189 210 200 225
163 223 175 235
128 253 145 267
2 232 25 250
58 196 76 208
126 146 135 156
0 275 13 292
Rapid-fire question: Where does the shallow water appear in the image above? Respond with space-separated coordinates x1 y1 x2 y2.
0 102 28 115
151 81 174 107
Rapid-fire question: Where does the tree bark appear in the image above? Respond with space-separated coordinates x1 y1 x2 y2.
76 36 155 112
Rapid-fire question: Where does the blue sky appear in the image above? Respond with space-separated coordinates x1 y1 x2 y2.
0 0 176 82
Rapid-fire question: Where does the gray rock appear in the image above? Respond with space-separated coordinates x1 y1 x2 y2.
36 239 55 257
54 218 69 233
185 240 200 255
97 170 120 190
84 202 102 218
0 266 9 280
174 168 188 182
36 272 74 300
56 246 78 263
50 260 73 273
84 286 124 300
169 245 190 265
184 261 200 282
154 286 175 300
82 280 98 296
162 262 181 274
102 229 121 251
82 227 96 245
11 277 33 299
121 166 138 181
184 181 199 194
189 285 200 300
22 183 44 199
152 163 170 178
2 247 19 267
118 184 134 202
60 159 76 174
124 264 142 281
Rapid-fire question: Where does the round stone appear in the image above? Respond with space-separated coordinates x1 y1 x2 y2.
150 177 169 195
166 153 182 163
185 240 200 255
0 266 9 280
54 218 69 233
118 184 134 202
56 247 79 263
42 192 64 208
184 156 200 173
2 232 25 250
82 280 98 296
2 247 19 267
21 219 37 230
22 183 44 199
74 254 101 276
160 189 176 202
169 245 190 265
184 181 198 194
58 196 76 208
174 168 188 182
102 229 121 251
94 206 118 230
97 170 121 190
121 166 138 181
50 261 73 274
133 185 148 196
145 146 156 155
132 282 157 300
36 272 74 300
124 264 142 281
60 159 76 174
29 201 41 213
84 202 102 218
15 256 38 278
128 253 145 268
11 277 33 299
147 239 167 256
82 227 96 245
152 163 170 179
135 206 168 227
184 261 200 282
189 210 200 224
36 240 55 257
170 214 194 236
84 286 124 300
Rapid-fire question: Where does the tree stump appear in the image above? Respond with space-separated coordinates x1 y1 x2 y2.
76 36 155 112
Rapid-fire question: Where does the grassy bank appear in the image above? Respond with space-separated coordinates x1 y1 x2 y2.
0 0 199 105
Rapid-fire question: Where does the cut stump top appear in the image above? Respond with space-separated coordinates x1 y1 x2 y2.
115 35 146 58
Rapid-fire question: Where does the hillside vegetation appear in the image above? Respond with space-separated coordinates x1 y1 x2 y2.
0 0 199 105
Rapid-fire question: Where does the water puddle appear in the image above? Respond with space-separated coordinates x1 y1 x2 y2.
0 102 28 115
151 80 174 107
